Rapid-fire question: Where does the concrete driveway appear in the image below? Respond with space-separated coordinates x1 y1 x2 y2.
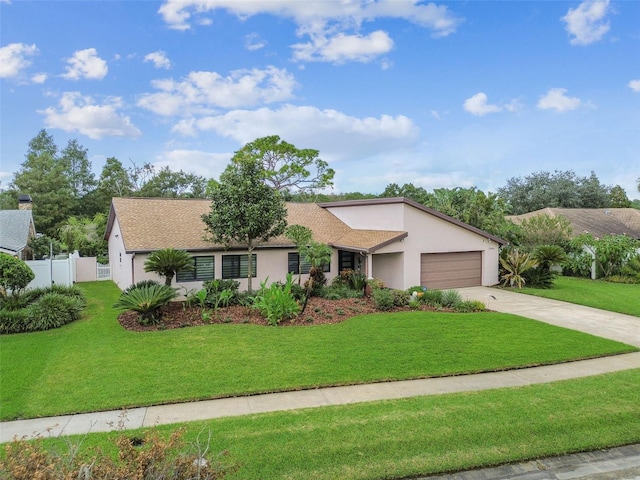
458 287 640 348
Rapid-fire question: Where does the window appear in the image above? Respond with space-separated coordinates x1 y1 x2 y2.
222 254 257 279
176 256 214 282
338 251 355 272
288 252 330 274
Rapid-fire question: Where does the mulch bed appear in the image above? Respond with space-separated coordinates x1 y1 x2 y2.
118 296 436 332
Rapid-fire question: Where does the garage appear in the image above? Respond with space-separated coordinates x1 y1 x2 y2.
421 251 482 289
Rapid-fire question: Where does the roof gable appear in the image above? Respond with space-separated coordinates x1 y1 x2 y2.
0 210 35 253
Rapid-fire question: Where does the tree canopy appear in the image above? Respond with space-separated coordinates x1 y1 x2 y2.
231 135 335 194
202 156 287 292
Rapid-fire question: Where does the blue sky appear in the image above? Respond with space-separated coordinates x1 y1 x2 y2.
1 0 639 199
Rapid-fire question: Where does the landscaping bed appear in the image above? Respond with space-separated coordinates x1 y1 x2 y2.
118 296 440 331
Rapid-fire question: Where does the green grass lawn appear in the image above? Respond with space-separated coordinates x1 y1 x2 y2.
1 281 636 421
522 276 640 317
31 369 640 480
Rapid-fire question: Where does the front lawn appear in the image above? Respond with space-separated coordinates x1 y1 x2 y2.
522 276 640 317
0 281 636 421
23 369 640 480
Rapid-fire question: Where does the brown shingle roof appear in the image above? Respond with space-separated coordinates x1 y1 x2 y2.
508 208 640 239
106 197 409 253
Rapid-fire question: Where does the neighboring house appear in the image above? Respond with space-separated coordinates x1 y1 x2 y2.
105 197 506 292
0 195 37 260
508 208 640 240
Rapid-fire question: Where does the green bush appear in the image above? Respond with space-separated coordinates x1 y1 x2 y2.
19 284 87 308
0 253 34 299
123 279 161 295
605 275 639 285
0 309 29 334
348 271 367 290
523 268 556 289
25 293 85 332
406 286 427 296
204 279 240 306
454 300 486 312
372 288 395 311
422 289 443 306
441 289 462 308
391 289 410 307
253 274 300 326
320 284 363 300
114 284 177 325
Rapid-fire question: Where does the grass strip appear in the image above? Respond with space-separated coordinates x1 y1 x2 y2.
522 276 640 317
1 281 636 420
27 369 640 480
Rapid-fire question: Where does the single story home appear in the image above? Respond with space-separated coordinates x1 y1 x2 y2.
0 195 37 260
508 208 640 239
105 197 506 292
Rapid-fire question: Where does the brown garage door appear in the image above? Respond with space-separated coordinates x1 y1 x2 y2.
421 252 482 289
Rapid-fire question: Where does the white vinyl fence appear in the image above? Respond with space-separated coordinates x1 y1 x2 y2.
24 253 111 289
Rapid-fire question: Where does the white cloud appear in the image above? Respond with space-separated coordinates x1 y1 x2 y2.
137 66 297 116
629 79 640 93
562 0 611 46
155 150 231 178
31 73 47 84
0 43 38 78
537 88 583 112
292 30 393 63
158 0 461 63
173 103 419 162
144 50 171 69
463 93 502 116
62 48 108 80
39 91 141 139
245 33 266 51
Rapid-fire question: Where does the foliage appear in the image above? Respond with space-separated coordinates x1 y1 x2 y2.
0 254 34 299
144 248 194 286
123 279 161 295
562 250 593 278
498 170 611 215
621 254 640 282
453 300 486 312
525 244 566 288
422 289 443 306
367 278 386 290
58 213 108 257
253 274 300 325
500 249 538 288
609 185 632 207
300 240 332 311
604 275 639 284
113 283 177 325
440 289 463 307
319 283 363 300
371 288 395 311
572 233 640 278
24 293 85 332
514 214 573 249
203 156 287 292
27 234 63 260
0 309 29 334
231 135 335 193
523 268 556 289
285 224 313 284
203 279 241 306
0 427 237 480
348 271 368 290
138 165 207 198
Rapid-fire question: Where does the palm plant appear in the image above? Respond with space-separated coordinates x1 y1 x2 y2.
500 249 538 289
113 283 177 325
144 248 194 286
299 241 332 313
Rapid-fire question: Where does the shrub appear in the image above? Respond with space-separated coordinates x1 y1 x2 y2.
391 289 410 307
372 288 395 311
348 271 367 290
440 289 462 308
605 275 639 284
253 274 300 326
454 300 486 312
500 248 538 288
367 278 386 290
25 293 85 332
0 253 34 299
0 308 29 334
204 279 240 306
523 268 556 289
406 286 427 296
320 284 363 300
422 289 443 306
0 427 238 480
123 279 161 295
621 254 640 283
114 284 177 325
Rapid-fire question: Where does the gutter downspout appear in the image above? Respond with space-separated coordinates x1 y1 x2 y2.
131 253 136 285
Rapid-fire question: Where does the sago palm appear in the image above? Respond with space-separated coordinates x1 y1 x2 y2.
144 248 194 286
113 283 177 325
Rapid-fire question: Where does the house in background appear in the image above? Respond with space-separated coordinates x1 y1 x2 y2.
0 195 37 260
508 208 640 240
105 197 505 292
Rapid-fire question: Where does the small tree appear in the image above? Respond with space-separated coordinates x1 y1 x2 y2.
0 253 35 299
203 156 287 292
299 241 332 313
572 233 640 278
285 224 313 285
144 248 194 286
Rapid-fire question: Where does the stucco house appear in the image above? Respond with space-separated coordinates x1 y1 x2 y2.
105 197 505 292
0 195 37 260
